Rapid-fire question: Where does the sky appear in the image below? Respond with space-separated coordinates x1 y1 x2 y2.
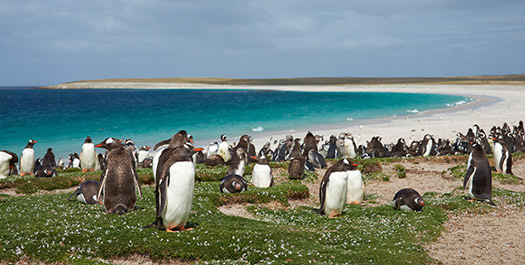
0 0 524 86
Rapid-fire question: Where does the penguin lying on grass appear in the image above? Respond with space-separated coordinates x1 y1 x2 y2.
220 174 248 193
392 188 424 211
68 180 100 204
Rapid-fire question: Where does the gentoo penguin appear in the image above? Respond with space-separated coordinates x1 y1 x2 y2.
34 164 57 178
220 174 248 193
95 137 142 215
206 142 219 158
251 155 273 188
57 158 66 170
247 136 257 163
68 180 100 204
0 150 18 179
80 137 97 172
287 138 302 160
463 142 495 205
146 130 198 232
366 136 386 158
42 148 56 168
288 155 306 180
315 159 352 217
420 134 436 157
123 138 139 168
257 142 272 157
205 154 225 167
346 163 364 204
152 132 193 181
218 134 232 162
68 153 80 169
142 158 153 168
389 138 408 157
392 188 424 211
19 140 37 176
137 146 151 166
492 137 513 175
227 148 247 176
325 135 338 159
303 132 317 155
307 149 327 169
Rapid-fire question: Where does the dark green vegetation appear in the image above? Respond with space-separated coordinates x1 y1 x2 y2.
1 155 523 264
46 74 525 88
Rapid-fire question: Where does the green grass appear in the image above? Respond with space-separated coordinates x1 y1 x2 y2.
492 172 523 185
394 164 406 179
445 164 467 180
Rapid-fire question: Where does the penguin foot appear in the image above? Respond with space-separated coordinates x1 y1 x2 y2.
166 224 193 232
347 201 361 205
82 169 88 173
90 169 95 172
20 173 26 176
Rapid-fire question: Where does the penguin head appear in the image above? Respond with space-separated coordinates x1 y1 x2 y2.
232 181 242 191
95 138 123 150
415 197 425 207
220 134 227 141
47 148 53 153
124 139 136 147
44 167 53 177
235 148 247 160
84 136 92 143
26 140 37 148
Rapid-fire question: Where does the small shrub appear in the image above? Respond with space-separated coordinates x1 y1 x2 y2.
394 164 406 178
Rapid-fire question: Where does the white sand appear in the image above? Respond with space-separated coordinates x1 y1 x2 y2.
50 82 525 148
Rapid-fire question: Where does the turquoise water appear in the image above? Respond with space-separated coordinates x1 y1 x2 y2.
0 88 471 159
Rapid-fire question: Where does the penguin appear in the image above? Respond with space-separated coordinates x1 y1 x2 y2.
137 146 151 166
142 158 153 168
315 159 352 217
217 134 231 162
288 155 306 180
80 136 97 172
205 154 225 167
287 138 302 160
146 130 199 232
325 135 338 159
463 142 495 205
152 133 192 181
123 138 139 168
366 136 387 158
234 135 251 153
343 134 358 159
34 164 57 178
97 153 106 171
392 188 425 211
0 150 18 179
57 158 66 170
220 174 248 193
302 132 317 155
68 180 100 204
389 138 408 157
251 155 273 188
307 149 327 169
68 153 81 169
247 136 257 163
346 164 364 204
257 142 273 157
19 140 37 176
492 137 513 175
95 137 142 215
227 148 247 176
42 148 56 168
420 134 436 157
206 142 219 158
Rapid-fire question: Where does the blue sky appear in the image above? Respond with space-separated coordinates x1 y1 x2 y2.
1 0 524 86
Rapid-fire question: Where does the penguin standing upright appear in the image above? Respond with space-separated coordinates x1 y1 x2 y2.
287 138 302 160
228 148 247 176
463 142 495 205
326 135 338 159
346 163 364 204
420 134 436 157
124 138 139 168
315 159 352 217
206 142 219 158
218 134 232 163
492 137 513 175
220 174 248 193
392 188 425 211
288 155 305 180
251 155 273 188
19 140 37 176
34 148 57 178
95 137 142 215
0 150 18 179
42 148 56 168
146 130 198 232
68 153 80 169
68 180 100 204
137 146 151 167
80 136 97 172
302 132 317 155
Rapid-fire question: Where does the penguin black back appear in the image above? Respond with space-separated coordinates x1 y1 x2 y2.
303 132 317 155
463 142 494 205
392 188 424 211
42 148 56 168
220 174 248 193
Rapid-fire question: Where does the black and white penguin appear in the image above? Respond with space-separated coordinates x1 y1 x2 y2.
251 155 273 188
257 142 273 157
463 142 495 205
68 180 101 204
42 148 56 168
206 142 219 158
123 138 139 168
420 134 436 157
0 150 18 179
288 155 305 180
57 158 66 170
492 137 513 175
137 146 151 167
68 153 80 169
325 135 338 159
307 149 327 169
152 132 193 181
19 140 37 176
218 134 232 163
392 188 425 211
227 148 247 176
389 138 408 157
346 163 364 204
95 137 142 215
34 164 57 178
315 159 352 217
220 174 248 193
287 138 302 160
97 153 106 171
81 136 97 172
146 130 198 232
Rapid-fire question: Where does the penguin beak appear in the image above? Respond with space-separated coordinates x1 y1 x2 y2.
251 156 257 159
94 144 103 148
352 163 358 167
193 148 204 152
420 202 425 206
491 138 496 140
190 139 194 144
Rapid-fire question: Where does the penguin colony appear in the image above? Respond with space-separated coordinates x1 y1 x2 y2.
1 121 521 233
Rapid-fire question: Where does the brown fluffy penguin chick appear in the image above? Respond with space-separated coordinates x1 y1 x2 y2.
95 137 142 215
227 148 247 176
288 155 306 180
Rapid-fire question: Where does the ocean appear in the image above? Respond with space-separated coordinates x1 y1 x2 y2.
0 87 472 159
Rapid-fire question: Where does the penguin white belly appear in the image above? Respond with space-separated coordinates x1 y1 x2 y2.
138 150 149 164
81 144 97 169
324 172 348 216
0 152 11 178
94 155 101 171
391 200 412 211
493 144 503 172
72 158 80 168
218 142 231 162
467 167 477 199
423 141 432 157
252 164 272 188
344 140 357 158
207 146 218 158
346 170 364 204
162 161 195 228
76 193 87 204
20 148 35 173
152 147 167 181
234 162 245 176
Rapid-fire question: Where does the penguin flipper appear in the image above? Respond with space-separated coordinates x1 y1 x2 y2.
97 169 108 203
317 177 329 215
463 165 475 189
393 197 403 210
132 168 142 198
67 188 82 201
157 174 168 220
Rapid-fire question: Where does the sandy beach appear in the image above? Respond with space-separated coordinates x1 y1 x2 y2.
49 82 525 149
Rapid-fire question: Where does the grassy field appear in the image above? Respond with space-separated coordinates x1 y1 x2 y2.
44 74 525 88
0 157 523 264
